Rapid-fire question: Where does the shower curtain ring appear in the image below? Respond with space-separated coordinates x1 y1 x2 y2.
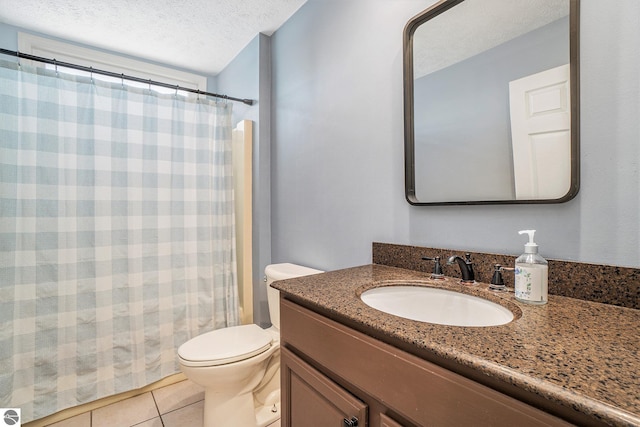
89 66 93 83
54 58 58 75
148 79 152 92
121 73 125 88
175 85 179 97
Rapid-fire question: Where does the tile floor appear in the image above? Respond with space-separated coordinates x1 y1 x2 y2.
44 380 281 427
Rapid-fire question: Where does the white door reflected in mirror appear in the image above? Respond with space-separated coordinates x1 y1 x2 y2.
509 64 571 200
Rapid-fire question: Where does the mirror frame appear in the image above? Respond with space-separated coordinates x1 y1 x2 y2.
403 0 580 205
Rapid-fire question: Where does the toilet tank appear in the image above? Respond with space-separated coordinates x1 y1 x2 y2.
265 263 323 330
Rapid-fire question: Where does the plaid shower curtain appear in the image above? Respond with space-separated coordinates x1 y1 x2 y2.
0 59 239 422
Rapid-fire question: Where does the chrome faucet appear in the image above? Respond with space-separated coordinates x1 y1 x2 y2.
447 253 475 283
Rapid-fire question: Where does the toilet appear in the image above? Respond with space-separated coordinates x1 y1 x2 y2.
178 263 323 427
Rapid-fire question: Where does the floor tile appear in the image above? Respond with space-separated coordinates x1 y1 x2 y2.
45 412 91 427
161 400 204 427
131 417 164 427
92 392 159 427
152 379 204 415
266 420 281 427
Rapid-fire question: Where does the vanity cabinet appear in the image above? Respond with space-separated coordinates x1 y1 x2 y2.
280 298 573 427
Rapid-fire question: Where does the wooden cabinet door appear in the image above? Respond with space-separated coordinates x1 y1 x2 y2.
281 346 367 427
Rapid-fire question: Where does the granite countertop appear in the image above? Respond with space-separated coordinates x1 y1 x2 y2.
272 264 640 427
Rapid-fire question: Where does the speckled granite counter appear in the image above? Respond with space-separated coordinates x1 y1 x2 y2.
272 264 640 427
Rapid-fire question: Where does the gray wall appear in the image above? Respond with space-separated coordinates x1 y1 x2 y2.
271 0 640 270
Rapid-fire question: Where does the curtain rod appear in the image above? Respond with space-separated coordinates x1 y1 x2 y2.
0 48 254 106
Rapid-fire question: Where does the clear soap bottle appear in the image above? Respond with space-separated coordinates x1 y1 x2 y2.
514 230 548 305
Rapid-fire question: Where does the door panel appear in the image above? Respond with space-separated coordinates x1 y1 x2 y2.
509 64 571 199
282 346 367 427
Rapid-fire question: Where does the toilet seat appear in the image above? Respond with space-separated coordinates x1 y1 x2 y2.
178 324 273 367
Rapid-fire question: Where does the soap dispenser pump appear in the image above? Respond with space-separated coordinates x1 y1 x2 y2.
514 230 549 305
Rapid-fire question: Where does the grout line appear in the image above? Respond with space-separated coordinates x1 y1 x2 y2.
159 399 204 417
129 417 163 427
150 389 165 427
150 389 162 415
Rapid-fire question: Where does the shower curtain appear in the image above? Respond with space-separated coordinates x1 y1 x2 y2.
0 59 239 422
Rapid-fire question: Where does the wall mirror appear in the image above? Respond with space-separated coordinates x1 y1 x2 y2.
404 0 579 205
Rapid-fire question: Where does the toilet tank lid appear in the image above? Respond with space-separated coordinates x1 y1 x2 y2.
178 324 272 366
265 263 323 280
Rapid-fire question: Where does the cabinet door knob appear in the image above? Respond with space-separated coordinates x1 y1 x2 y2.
343 416 359 427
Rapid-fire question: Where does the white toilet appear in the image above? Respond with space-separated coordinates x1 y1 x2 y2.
178 263 323 427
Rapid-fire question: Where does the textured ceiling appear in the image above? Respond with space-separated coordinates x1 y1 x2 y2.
413 0 569 78
0 0 307 75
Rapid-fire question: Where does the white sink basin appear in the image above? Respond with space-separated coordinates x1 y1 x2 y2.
360 286 514 327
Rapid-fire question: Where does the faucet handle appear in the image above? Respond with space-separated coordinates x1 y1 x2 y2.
489 264 505 291
490 264 514 292
422 256 444 279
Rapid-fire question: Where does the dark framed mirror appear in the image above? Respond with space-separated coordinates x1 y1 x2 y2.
404 0 579 205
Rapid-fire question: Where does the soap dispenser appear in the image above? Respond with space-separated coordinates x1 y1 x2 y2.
514 230 548 305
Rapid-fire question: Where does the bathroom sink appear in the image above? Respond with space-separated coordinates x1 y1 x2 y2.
360 286 514 327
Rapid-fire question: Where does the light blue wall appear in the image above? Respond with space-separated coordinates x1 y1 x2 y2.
217 34 274 326
271 0 420 270
0 24 18 48
271 0 640 270
217 36 260 126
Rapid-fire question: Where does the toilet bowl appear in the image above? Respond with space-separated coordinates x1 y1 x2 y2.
178 263 323 427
